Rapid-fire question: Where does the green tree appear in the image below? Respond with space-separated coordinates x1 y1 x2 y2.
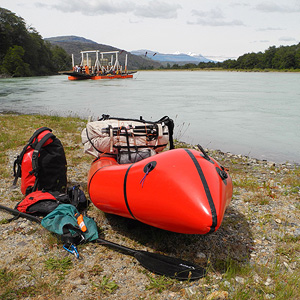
295 45 300 69
281 47 296 69
0 8 28 60
51 45 72 71
236 52 262 69
263 46 276 69
1 45 31 76
0 7 72 76
222 59 238 69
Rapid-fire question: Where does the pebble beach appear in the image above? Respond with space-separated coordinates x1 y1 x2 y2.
0 114 299 299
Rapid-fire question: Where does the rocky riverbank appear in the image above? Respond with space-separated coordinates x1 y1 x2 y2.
0 114 299 299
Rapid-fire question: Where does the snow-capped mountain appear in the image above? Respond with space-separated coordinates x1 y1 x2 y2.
131 49 215 64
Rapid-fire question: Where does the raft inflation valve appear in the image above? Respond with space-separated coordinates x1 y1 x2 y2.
143 161 157 173
140 161 157 187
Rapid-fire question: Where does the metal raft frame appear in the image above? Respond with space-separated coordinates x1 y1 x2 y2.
71 50 128 74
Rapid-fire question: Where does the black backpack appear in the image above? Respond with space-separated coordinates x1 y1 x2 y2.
13 127 68 195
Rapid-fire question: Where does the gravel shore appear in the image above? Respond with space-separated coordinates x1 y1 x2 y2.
0 121 299 299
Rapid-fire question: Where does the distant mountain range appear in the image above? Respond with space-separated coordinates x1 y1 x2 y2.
45 36 214 68
131 49 215 65
46 36 97 44
45 36 161 70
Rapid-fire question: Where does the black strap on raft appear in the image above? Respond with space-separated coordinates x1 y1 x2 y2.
113 144 168 150
122 126 132 160
184 149 217 233
13 127 52 186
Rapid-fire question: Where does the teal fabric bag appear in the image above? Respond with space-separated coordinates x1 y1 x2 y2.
41 204 98 243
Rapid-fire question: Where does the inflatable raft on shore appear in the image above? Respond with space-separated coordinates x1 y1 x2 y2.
88 148 232 234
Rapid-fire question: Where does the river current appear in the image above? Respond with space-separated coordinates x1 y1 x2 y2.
0 71 299 163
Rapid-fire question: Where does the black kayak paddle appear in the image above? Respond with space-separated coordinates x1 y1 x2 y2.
95 238 206 280
0 204 42 223
0 204 206 280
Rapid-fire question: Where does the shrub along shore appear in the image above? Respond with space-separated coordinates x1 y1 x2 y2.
0 113 299 299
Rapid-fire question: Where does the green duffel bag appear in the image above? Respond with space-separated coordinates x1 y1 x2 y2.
41 204 99 245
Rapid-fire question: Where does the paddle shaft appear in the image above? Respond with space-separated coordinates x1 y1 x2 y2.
95 238 137 256
0 204 42 223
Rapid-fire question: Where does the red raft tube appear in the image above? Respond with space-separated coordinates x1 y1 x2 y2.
88 148 233 234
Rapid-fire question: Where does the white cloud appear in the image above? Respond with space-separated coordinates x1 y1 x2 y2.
135 1 181 19
188 19 245 26
189 7 245 26
43 0 135 15
255 2 300 13
279 36 297 42
257 27 284 31
191 8 225 19
35 0 181 19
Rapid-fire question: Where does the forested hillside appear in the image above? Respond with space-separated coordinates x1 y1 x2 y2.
0 8 71 77
168 44 300 71
221 44 300 70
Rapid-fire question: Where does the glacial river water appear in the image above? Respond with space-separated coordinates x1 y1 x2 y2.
0 71 299 163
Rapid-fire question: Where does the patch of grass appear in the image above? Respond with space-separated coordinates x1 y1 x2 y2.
12 254 28 265
41 232 61 250
0 113 87 159
145 274 176 294
258 213 273 226
0 219 9 224
68 154 93 165
91 275 119 294
0 283 61 300
88 264 104 276
276 235 300 259
44 257 73 273
214 256 248 280
279 234 300 243
9 194 23 202
243 191 269 205
281 166 300 190
0 268 62 299
233 175 260 190
174 140 191 149
0 268 14 285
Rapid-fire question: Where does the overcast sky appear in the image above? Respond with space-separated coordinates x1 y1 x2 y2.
2 0 300 61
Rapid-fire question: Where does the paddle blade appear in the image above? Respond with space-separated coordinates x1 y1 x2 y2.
134 251 206 280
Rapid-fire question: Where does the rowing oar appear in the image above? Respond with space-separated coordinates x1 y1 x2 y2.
0 204 206 280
